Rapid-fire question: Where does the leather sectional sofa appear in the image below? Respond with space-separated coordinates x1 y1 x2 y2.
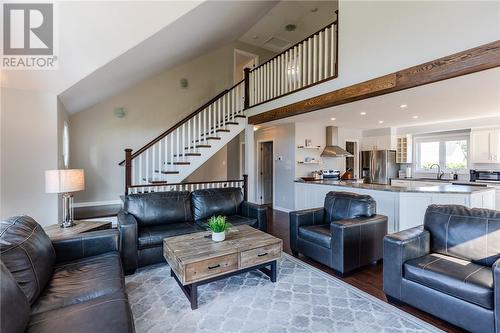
384 205 500 333
289 191 388 276
118 187 267 274
0 215 135 333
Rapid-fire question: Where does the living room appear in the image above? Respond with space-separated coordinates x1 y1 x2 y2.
1 1 500 333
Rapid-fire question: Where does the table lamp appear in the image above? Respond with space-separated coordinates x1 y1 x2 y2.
45 169 85 228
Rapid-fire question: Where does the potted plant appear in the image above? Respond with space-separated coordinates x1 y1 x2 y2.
207 215 231 242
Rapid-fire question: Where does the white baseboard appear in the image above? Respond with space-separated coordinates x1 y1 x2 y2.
273 206 292 213
73 200 122 208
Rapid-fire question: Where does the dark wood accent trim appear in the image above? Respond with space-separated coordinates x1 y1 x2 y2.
234 115 246 119
249 40 500 125
216 129 230 133
124 149 132 195
244 67 250 109
128 178 245 189
243 174 248 201
157 170 180 174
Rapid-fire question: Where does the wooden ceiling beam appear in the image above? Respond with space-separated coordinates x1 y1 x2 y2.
248 40 500 125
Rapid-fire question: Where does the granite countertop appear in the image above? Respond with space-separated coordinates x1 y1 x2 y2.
294 179 495 194
391 177 500 186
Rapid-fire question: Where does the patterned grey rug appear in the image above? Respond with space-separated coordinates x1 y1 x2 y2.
125 254 442 333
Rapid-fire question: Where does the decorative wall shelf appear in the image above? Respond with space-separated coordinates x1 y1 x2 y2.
297 161 321 165
297 145 321 150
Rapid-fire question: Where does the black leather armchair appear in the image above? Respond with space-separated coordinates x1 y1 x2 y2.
0 215 134 333
384 205 500 333
290 191 387 275
118 187 267 274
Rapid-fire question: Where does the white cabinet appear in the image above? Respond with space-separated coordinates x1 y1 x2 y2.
471 128 500 164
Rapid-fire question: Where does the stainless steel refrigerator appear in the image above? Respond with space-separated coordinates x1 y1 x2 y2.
360 150 398 184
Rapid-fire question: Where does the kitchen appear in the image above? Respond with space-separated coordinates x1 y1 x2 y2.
250 68 500 233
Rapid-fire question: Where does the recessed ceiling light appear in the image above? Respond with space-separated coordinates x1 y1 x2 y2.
253 126 259 131
360 112 367 116
400 104 408 109
330 117 336 121
412 115 419 119
378 120 384 124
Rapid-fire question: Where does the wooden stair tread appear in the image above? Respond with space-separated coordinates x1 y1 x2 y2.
216 129 230 133
234 115 246 118
185 145 211 150
166 161 191 165
142 178 166 184
154 170 180 174
173 153 201 157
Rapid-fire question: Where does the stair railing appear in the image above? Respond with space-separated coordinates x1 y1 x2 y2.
248 12 338 107
121 80 246 194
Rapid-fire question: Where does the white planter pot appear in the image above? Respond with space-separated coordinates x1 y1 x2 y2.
212 231 225 242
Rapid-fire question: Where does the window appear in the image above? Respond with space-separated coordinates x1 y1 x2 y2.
62 121 70 168
414 132 469 173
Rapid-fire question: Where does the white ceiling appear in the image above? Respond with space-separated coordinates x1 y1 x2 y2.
261 67 500 130
58 1 278 113
1 1 202 95
239 0 338 52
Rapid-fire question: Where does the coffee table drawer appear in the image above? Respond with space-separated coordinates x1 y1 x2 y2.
185 254 238 283
240 243 281 268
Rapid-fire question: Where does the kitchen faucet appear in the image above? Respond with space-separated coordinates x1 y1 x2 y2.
429 163 444 180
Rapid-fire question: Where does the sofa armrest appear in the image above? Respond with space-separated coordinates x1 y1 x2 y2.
330 215 388 274
383 226 430 299
117 210 138 274
494 258 500 332
52 229 120 264
289 208 325 253
241 201 268 232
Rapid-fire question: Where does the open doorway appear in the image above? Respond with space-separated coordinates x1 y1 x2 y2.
234 49 259 84
258 141 273 205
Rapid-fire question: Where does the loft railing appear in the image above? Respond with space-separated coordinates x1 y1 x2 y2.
127 176 248 200
246 12 338 107
121 12 338 194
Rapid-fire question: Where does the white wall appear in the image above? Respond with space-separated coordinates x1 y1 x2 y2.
247 1 500 118
254 124 295 211
1 88 58 225
70 41 274 203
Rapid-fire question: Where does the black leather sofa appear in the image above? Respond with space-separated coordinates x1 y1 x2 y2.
384 204 500 333
289 191 388 275
118 187 267 274
0 215 134 333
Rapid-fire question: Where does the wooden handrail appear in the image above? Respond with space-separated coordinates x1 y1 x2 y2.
127 178 245 189
118 89 228 165
250 15 338 74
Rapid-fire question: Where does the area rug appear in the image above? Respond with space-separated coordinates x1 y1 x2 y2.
125 253 443 333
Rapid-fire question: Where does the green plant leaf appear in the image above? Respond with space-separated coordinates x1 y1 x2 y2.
207 215 231 233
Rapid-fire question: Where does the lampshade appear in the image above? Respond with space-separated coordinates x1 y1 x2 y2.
45 169 85 193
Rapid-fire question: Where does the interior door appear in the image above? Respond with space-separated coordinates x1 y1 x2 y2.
260 142 273 204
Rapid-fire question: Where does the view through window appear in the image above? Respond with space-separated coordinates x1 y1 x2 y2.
415 133 469 172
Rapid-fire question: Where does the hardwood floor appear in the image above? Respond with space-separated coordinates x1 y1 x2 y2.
267 209 465 333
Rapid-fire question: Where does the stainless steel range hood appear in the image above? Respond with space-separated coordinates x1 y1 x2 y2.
321 126 353 158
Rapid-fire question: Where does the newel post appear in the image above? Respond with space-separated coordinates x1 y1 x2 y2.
243 174 248 201
243 67 250 109
124 148 133 195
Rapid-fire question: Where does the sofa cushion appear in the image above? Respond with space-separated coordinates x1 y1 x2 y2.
31 252 124 314
1 261 30 333
298 225 331 249
0 216 55 304
123 191 192 227
27 292 134 333
323 192 376 222
191 187 243 221
423 205 500 266
138 222 203 249
404 253 494 309
195 215 258 230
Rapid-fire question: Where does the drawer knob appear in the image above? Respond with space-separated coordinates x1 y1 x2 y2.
208 264 220 270
257 252 268 257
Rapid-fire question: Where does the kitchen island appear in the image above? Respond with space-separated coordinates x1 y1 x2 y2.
295 179 496 233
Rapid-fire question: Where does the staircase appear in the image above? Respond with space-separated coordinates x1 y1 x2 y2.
120 14 338 195
120 81 247 194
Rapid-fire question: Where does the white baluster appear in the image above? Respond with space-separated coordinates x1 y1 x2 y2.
307 38 312 85
284 51 289 93
331 24 336 77
319 31 324 81
138 154 143 184
324 28 329 79
203 108 207 143
170 132 174 170
164 137 168 172
313 34 318 83
145 149 150 183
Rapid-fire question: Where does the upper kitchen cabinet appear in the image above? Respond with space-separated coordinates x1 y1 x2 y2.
396 135 412 164
471 128 500 163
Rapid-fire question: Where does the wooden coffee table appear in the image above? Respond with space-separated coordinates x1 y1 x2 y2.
163 225 282 309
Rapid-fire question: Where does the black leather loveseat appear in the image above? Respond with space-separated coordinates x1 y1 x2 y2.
0 215 134 333
118 187 267 274
289 191 388 275
384 205 500 333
